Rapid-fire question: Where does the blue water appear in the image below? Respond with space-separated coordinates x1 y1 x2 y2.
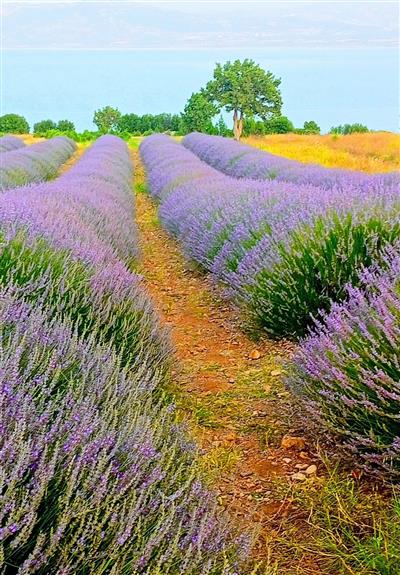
3 48 398 133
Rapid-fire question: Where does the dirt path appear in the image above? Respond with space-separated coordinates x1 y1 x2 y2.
58 143 86 175
133 150 325 572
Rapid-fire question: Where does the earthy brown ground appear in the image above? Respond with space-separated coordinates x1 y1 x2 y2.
58 143 86 175
133 150 327 572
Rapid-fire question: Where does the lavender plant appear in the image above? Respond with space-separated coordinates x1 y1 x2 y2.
0 134 247 572
0 288 245 574
286 249 400 479
183 132 400 192
0 136 76 190
141 135 400 338
0 135 25 152
0 233 169 373
0 135 169 370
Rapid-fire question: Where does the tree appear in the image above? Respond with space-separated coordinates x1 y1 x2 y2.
57 119 75 131
93 106 121 133
303 120 320 134
215 115 230 136
116 113 141 133
181 91 218 134
264 115 294 134
168 114 181 132
33 119 57 134
330 123 369 135
0 113 30 134
243 117 266 136
206 59 282 140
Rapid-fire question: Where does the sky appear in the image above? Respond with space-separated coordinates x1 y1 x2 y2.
1 0 399 132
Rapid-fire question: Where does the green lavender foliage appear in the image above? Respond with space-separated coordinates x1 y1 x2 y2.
0 232 170 374
248 211 400 338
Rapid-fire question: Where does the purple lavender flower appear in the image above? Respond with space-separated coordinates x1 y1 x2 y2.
0 288 243 573
0 134 244 572
286 247 400 479
183 132 400 192
0 135 171 372
141 134 400 338
0 135 26 152
0 136 76 190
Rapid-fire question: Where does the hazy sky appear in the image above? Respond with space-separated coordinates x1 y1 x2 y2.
2 0 399 131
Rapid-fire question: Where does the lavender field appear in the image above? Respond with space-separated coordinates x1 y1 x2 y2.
0 130 399 573
141 133 400 482
3 0 400 568
0 135 247 574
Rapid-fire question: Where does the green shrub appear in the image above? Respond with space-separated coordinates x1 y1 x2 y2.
33 119 57 134
0 113 30 134
57 119 75 131
330 123 370 135
264 115 294 134
303 120 321 134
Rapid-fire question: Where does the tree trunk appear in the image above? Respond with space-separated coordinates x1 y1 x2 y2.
238 111 243 140
233 110 243 141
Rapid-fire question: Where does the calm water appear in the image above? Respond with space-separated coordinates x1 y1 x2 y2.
3 48 398 132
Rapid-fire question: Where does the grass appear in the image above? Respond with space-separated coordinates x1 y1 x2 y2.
200 445 242 481
266 465 400 575
244 132 400 173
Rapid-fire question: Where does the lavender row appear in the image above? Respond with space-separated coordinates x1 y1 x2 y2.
0 136 244 572
287 248 400 479
7 134 138 266
0 136 76 191
183 132 400 191
0 287 245 573
143 135 400 478
141 135 400 338
0 134 167 371
0 135 25 152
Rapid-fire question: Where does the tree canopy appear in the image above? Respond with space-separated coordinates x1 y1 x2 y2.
33 119 57 134
0 114 30 134
205 59 282 140
116 112 180 134
303 120 321 134
93 106 122 133
330 123 369 135
57 119 75 132
181 92 218 134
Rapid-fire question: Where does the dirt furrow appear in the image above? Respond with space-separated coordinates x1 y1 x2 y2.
133 149 325 572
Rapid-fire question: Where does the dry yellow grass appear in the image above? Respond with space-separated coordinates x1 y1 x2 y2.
20 133 46 145
244 132 400 173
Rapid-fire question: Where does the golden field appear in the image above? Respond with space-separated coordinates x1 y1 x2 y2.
244 132 400 173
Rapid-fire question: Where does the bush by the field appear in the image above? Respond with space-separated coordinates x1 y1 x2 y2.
0 135 26 152
286 249 400 479
0 113 30 134
35 128 100 141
